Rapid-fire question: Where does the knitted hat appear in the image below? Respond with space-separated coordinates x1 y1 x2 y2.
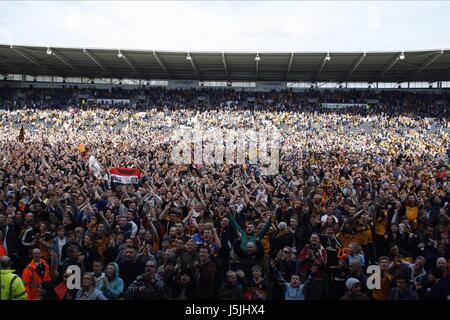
345 277 361 290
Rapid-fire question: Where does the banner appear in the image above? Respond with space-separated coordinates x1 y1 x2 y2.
87 98 130 105
89 155 101 178
321 103 368 109
110 167 142 184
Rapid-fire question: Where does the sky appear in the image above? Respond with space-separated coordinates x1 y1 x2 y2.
0 1 449 52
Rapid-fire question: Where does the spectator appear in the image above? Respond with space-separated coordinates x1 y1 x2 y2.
0 256 27 300
126 258 166 300
22 248 52 300
388 273 419 300
218 270 243 300
76 273 107 300
275 272 305 300
340 278 369 300
194 246 216 299
372 256 394 300
118 246 146 291
424 267 448 300
92 259 105 288
298 233 327 299
243 265 268 300
97 262 124 300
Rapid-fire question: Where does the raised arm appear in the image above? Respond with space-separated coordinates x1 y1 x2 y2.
258 214 273 239
226 212 243 235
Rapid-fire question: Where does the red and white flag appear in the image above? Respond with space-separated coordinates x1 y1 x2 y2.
110 168 142 184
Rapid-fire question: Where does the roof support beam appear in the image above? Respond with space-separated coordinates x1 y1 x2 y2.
10 45 47 71
416 50 444 74
187 52 199 76
153 51 169 76
348 52 366 76
51 49 77 72
315 53 329 79
121 53 139 75
222 52 229 78
398 50 444 82
378 53 401 77
83 48 109 73
0 55 10 66
286 52 294 78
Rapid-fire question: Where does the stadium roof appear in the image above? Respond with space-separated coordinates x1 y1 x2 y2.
1 44 450 82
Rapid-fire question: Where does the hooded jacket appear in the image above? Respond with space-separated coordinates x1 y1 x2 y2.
97 262 124 300
22 259 52 300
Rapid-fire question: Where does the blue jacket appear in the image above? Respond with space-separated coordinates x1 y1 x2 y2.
97 262 124 300
285 283 305 300
348 254 365 267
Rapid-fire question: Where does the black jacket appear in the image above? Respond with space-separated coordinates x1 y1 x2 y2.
119 259 146 290
218 282 243 300
126 273 167 300
424 279 449 300
1 223 21 255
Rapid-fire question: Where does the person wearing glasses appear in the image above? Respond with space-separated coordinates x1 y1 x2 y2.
126 258 166 300
274 246 298 283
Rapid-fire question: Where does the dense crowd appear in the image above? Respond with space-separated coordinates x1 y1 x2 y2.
0 88 449 300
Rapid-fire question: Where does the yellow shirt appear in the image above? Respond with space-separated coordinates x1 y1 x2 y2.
406 205 419 222
375 211 388 236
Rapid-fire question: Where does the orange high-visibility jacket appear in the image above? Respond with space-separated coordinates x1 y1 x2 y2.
22 259 51 300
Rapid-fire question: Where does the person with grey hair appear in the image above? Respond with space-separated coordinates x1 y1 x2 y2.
270 221 295 257
0 256 27 300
